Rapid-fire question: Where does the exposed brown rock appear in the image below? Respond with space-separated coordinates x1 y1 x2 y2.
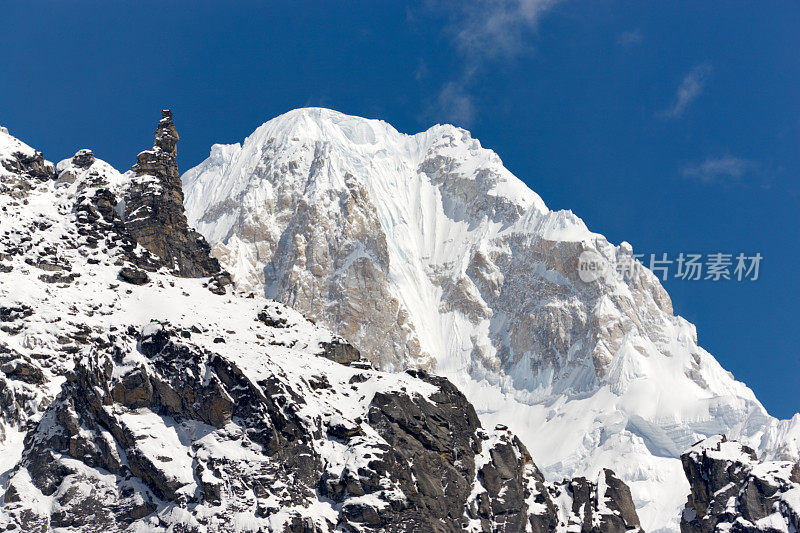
0 359 45 385
319 338 361 366
124 110 221 278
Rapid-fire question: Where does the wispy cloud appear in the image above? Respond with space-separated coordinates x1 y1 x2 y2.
682 156 753 184
658 62 712 119
450 0 564 62
617 29 643 47
421 0 564 127
433 81 475 127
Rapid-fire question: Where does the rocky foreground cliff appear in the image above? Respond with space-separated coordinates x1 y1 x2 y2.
680 436 800 533
0 114 646 531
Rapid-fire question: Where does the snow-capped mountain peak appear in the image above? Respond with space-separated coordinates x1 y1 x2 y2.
183 108 800 530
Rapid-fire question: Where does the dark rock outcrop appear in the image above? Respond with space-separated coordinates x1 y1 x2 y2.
124 110 221 277
680 435 800 532
551 469 641 533
319 338 362 366
257 303 289 328
71 148 95 168
119 266 150 285
599 469 641 530
0 140 55 199
207 271 233 295
2 322 643 532
0 359 45 385
0 147 55 184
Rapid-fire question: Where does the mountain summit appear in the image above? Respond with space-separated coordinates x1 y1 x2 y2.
183 107 800 530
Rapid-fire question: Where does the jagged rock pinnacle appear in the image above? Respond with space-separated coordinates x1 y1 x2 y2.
154 109 179 156
125 110 222 278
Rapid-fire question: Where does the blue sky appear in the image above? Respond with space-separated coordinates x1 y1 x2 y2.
2 1 798 417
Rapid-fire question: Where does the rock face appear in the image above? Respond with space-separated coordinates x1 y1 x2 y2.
71 148 96 168
0 127 55 200
182 107 800 529
2 318 643 532
680 435 800 532
555 469 641 532
0 118 642 531
3 316 644 532
125 110 221 277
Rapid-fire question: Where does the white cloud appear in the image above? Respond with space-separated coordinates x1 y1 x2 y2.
659 62 712 119
682 156 753 183
450 0 564 62
434 81 476 127
617 29 643 47
421 0 563 127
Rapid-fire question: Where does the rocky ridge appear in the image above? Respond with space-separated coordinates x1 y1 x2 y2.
0 116 644 531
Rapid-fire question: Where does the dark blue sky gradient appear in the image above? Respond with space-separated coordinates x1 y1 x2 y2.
2 1 798 417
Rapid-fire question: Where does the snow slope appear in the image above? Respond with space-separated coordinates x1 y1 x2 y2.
183 107 800 531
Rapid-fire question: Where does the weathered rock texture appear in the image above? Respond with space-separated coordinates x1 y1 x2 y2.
680 435 800 532
125 110 221 277
0 129 55 200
